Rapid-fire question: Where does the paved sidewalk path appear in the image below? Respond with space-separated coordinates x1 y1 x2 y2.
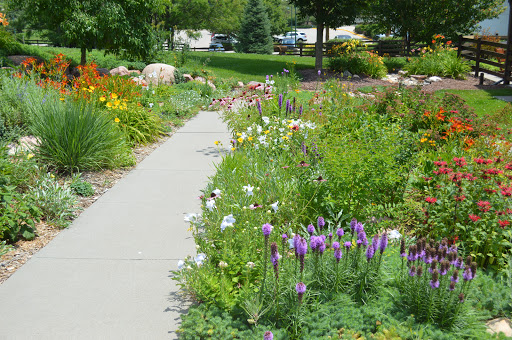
0 111 230 340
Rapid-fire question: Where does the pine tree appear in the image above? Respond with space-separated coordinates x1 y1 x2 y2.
238 0 274 54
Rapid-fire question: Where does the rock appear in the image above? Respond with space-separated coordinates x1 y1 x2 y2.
486 318 512 337
195 76 206 84
142 63 176 86
398 70 408 76
183 74 194 82
411 74 427 81
96 68 110 77
7 55 44 66
384 74 400 83
343 70 352 78
110 66 130 76
8 136 39 155
128 70 141 75
352 74 361 80
401 79 419 86
237 81 244 88
427 76 442 82
207 81 216 91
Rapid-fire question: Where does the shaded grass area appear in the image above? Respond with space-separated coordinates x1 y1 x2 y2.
437 89 512 117
187 51 316 83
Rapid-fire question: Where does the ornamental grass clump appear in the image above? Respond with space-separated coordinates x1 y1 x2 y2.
397 236 478 330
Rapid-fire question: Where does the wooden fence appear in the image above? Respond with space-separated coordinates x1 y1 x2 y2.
457 36 510 84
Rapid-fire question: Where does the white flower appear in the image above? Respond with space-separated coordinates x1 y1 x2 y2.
184 213 200 223
247 126 253 133
206 199 216 211
246 261 255 269
213 188 222 196
194 253 206 266
288 239 294 249
138 75 144 80
149 103 154 108
243 184 254 196
241 132 248 139
388 229 402 240
262 116 270 125
152 90 155 95
257 125 263 134
219 261 228 268
177 260 185 270
271 201 279 212
220 214 236 232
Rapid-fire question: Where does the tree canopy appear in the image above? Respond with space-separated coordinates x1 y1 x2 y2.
7 0 157 65
238 0 274 53
363 0 505 48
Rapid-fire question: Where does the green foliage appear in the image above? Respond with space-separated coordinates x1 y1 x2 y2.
27 172 78 227
382 56 406 73
0 239 13 256
238 0 274 54
70 174 95 197
29 99 132 172
328 40 388 79
406 49 471 79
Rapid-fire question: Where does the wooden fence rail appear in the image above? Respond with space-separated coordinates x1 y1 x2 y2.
457 36 510 84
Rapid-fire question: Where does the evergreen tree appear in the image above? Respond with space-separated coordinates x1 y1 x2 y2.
238 0 274 54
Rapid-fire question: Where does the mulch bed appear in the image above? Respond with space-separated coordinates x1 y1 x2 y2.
298 69 511 92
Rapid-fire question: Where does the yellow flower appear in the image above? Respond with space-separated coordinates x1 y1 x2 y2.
114 100 121 106
420 138 428 143
287 132 293 136
106 102 113 108
264 130 270 134
237 137 243 143
89 86 95 90
247 136 253 141
282 136 289 140
214 141 220 145
99 96 106 102
27 153 34 160
59 98 65 101
236 132 242 136
50 174 55 178
111 93 118 99
114 117 120 123
231 147 235 151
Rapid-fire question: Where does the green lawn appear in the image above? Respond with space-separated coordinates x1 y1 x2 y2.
437 88 512 117
187 51 316 83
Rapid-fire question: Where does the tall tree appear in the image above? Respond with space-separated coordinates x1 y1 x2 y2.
238 0 273 53
364 0 505 51
288 0 366 70
7 0 157 65
263 0 288 35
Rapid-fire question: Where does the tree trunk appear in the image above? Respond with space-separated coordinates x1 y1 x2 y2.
325 26 329 41
316 22 324 71
80 47 86 66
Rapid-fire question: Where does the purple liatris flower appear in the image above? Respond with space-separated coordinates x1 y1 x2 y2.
462 268 473 281
430 270 440 289
299 105 303 116
449 281 456 291
318 240 326 255
262 223 273 238
440 260 450 276
350 218 357 231
459 293 465 303
357 231 368 247
400 238 406 257
264 331 273 340
317 216 325 231
270 242 280 279
318 69 321 76
372 234 379 253
286 99 291 113
307 224 315 236
257 100 262 116
416 265 423 277
296 282 306 304
334 248 342 263
451 269 459 283
278 94 283 108
336 228 344 241
310 236 319 251
297 237 308 273
429 259 438 274
455 256 464 269
379 232 388 254
366 244 375 261
332 241 340 250
409 265 416 277
282 233 288 247
407 245 418 262
344 241 352 251
293 234 300 258
328 233 333 244
355 222 364 234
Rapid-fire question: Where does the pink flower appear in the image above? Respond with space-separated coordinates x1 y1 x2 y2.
499 220 510 228
469 214 481 222
454 195 466 201
477 201 491 212
425 197 437 204
453 157 467 167
434 161 447 167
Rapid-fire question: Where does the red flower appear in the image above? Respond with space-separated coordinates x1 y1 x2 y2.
469 214 481 222
425 197 437 204
499 220 510 228
422 176 433 181
477 201 491 212
501 187 512 196
454 195 466 201
453 157 467 167
434 161 447 167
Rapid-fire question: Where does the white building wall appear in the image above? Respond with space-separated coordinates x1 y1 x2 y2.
479 0 509 35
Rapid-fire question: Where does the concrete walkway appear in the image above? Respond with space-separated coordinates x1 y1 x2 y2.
0 111 230 339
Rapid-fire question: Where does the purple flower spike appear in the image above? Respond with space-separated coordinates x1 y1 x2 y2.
366 244 375 261
409 265 416 277
328 233 333 244
286 99 291 113
355 222 364 234
462 268 473 281
262 223 273 237
264 331 273 340
344 241 352 250
379 232 388 254
297 237 308 256
332 242 340 250
336 228 344 241
299 105 303 116
350 218 357 231
334 248 342 263
282 233 288 240
317 217 325 231
318 69 322 76
296 282 306 304
278 94 283 108
257 100 262 116
307 224 315 236
430 270 440 289
372 234 379 253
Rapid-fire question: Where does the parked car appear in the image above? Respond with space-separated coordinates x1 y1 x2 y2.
275 31 307 44
373 33 395 40
208 43 225 52
334 34 353 40
211 34 236 44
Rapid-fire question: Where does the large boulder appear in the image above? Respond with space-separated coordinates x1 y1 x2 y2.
110 66 130 76
7 55 44 66
142 63 176 86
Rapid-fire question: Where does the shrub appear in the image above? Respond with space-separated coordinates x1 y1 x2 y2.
29 99 132 172
70 174 95 197
28 172 78 227
328 41 387 79
237 0 274 54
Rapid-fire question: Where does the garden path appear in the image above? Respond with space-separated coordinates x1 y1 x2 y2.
0 111 230 339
